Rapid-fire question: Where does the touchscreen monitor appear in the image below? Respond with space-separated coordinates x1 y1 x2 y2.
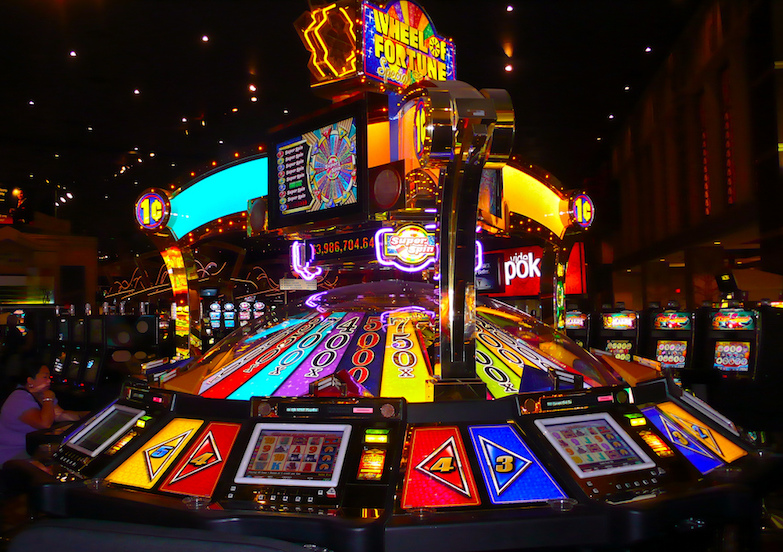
713 341 750 372
234 423 351 487
534 412 656 479
655 340 687 369
66 404 145 457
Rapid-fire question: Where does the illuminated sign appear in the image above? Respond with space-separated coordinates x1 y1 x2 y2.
653 311 692 330
363 0 456 88
135 190 169 230
711 309 755 330
413 98 430 164
375 224 436 272
603 311 637 330
570 193 594 228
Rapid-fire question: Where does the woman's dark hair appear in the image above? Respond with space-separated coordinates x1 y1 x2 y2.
16 355 45 385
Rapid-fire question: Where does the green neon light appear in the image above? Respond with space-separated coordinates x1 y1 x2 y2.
167 156 268 240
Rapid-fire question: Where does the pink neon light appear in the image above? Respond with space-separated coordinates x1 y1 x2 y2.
291 241 323 281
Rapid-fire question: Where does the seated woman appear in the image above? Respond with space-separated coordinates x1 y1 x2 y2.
0 358 86 467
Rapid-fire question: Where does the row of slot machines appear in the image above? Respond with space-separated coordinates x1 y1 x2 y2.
25 378 774 552
565 304 783 431
36 314 172 407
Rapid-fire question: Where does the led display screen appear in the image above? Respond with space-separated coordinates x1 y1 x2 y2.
565 312 588 330
605 340 632 361
66 404 145 457
82 356 100 384
655 340 687 369
602 311 637 330
269 102 366 229
713 341 750 372
534 412 656 479
234 423 351 487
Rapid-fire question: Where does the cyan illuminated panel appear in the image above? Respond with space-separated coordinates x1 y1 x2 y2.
168 156 268 240
468 425 568 505
641 406 724 474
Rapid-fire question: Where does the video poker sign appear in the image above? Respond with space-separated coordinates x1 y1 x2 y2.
489 245 586 298
363 0 456 88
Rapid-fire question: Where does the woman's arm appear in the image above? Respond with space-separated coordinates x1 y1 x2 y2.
19 399 56 430
54 405 89 422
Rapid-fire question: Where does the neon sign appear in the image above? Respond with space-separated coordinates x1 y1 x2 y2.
135 190 169 230
363 0 456 88
375 224 436 272
291 241 323 281
570 193 594 229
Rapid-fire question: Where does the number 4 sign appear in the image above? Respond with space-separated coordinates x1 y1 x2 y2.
401 426 480 509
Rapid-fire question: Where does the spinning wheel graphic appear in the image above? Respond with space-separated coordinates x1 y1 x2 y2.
306 122 356 209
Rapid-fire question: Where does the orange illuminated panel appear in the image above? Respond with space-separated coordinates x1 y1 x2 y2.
159 422 242 498
638 429 675 458
105 418 203 490
656 402 746 463
401 426 480 509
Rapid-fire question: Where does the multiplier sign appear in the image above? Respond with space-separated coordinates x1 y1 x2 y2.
363 0 456 88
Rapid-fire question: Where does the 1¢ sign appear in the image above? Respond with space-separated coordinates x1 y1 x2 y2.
571 193 594 228
135 190 170 230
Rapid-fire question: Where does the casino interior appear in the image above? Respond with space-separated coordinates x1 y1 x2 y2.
4 2 783 552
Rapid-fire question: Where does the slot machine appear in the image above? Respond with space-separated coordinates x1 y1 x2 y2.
79 316 107 390
590 307 640 361
50 315 72 381
640 303 696 387
564 309 591 349
61 317 87 386
694 304 783 430
51 381 177 480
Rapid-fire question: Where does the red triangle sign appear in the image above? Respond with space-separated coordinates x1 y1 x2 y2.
415 435 471 496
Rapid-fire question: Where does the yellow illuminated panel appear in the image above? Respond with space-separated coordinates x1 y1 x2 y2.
106 418 203 490
365 433 389 444
501 166 570 239
656 402 746 463
380 315 433 402
629 417 647 427
367 121 391 168
357 447 386 481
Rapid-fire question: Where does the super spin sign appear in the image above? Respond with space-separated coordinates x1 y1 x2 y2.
363 0 456 87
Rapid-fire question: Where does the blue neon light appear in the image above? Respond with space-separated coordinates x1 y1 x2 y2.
167 156 268 240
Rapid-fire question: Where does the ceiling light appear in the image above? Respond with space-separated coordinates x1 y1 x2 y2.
504 64 513 72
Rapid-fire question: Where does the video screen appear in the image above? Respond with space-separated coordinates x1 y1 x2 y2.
72 320 86 343
52 351 68 374
711 309 755 331
605 340 632 361
653 312 691 330
602 311 636 330
565 312 588 330
88 318 103 345
269 102 365 229
65 355 81 380
535 412 655 479
713 341 750 372
66 404 145 457
234 423 352 487
57 318 69 342
656 340 687 369
224 319 235 328
82 356 100 385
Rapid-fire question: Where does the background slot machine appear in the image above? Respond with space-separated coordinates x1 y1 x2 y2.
81 316 107 391
695 304 783 431
640 303 696 387
62 317 87 386
51 381 177 480
564 308 591 349
51 315 72 381
590 306 640 361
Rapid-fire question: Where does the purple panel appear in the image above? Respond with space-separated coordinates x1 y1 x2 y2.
274 312 365 396
333 314 386 396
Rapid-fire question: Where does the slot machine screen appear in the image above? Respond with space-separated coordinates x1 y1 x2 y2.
234 423 352 488
224 319 236 329
89 318 104 345
605 340 633 361
602 311 636 330
534 412 656 479
82 355 100 385
565 312 588 330
713 341 750 372
655 340 687 369
52 350 68 375
268 101 366 229
57 318 69 342
65 355 81 380
72 320 86 343
65 404 145 457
